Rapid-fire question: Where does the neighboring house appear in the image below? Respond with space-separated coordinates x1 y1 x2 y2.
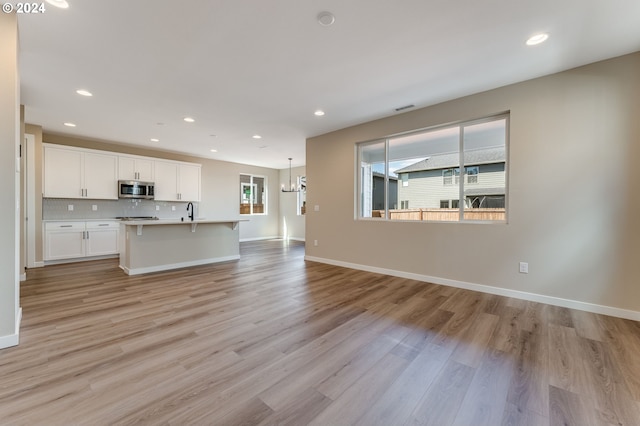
393 146 506 209
372 172 398 210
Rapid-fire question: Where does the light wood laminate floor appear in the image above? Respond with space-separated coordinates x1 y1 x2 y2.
2 240 640 425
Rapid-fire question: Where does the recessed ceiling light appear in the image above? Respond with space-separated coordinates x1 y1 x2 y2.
526 33 549 46
317 11 335 26
252 135 262 139
184 117 195 123
314 110 325 116
150 138 159 142
63 122 76 127
76 89 92 97
210 149 218 153
45 0 69 9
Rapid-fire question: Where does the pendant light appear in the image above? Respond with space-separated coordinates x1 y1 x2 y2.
281 158 300 192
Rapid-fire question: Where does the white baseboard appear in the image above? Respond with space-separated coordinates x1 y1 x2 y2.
0 307 21 349
304 256 640 321
33 261 45 268
240 236 281 242
121 255 240 276
44 254 118 266
286 237 305 242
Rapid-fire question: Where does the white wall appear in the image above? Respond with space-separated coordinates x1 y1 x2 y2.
279 165 306 241
0 13 21 349
306 52 640 319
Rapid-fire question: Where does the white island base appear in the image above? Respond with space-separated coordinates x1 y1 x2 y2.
119 219 243 275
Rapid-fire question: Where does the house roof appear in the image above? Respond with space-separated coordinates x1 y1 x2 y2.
393 147 505 174
373 171 398 181
464 187 505 196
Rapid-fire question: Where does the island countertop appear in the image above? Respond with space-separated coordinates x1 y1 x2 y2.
119 218 246 225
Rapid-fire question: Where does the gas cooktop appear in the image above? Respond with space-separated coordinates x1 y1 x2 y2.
115 216 159 221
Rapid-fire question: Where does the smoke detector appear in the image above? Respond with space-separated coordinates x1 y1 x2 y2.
317 12 335 26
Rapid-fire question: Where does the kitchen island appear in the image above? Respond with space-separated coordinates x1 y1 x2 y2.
119 219 245 275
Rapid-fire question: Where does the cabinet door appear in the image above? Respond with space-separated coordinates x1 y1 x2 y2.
85 228 119 256
118 157 154 181
43 146 83 198
178 164 201 201
44 222 85 260
154 161 179 201
84 152 118 199
135 158 154 181
118 156 137 180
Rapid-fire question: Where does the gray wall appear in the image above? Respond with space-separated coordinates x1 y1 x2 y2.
306 52 640 317
0 13 20 347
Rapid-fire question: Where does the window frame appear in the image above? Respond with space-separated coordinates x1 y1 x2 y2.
239 173 267 216
356 113 509 224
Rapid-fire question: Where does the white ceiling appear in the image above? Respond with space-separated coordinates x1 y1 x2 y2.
18 0 640 170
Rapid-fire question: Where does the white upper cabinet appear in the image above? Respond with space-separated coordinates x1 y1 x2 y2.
153 161 179 201
43 143 200 201
178 163 201 202
44 144 118 199
118 156 154 181
154 161 201 201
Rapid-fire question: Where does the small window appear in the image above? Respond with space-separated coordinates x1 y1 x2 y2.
440 200 449 208
466 166 479 184
240 174 266 215
297 176 306 215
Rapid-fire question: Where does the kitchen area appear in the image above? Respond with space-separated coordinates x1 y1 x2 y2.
41 142 245 275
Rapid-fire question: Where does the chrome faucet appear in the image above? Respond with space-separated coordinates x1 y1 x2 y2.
186 202 194 221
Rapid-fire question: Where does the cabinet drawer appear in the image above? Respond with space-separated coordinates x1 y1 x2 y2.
45 222 85 231
86 221 119 230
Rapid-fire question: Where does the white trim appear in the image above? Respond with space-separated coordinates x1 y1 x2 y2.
121 255 240 276
304 256 640 322
240 236 280 242
285 237 305 242
0 307 21 349
33 261 44 268
44 254 118 266
26 134 36 268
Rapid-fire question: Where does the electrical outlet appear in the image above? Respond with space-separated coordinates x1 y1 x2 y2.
67 204 74 211
314 240 318 246
519 262 529 274
92 205 98 211
171 206 176 211
155 205 160 211
314 205 320 212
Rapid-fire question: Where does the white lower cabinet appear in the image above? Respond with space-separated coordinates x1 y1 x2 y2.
44 221 120 261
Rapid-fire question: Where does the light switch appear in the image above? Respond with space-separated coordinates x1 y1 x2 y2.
314 205 320 212
92 205 98 211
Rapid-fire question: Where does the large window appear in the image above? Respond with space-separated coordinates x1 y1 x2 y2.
240 174 266 215
357 114 508 222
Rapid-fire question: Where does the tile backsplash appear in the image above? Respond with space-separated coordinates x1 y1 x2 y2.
43 198 198 221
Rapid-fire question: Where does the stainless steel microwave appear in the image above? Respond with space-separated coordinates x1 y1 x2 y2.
118 180 154 199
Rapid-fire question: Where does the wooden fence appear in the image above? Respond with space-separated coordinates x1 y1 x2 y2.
372 208 505 221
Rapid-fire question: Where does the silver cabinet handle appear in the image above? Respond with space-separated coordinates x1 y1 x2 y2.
60 225 72 228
